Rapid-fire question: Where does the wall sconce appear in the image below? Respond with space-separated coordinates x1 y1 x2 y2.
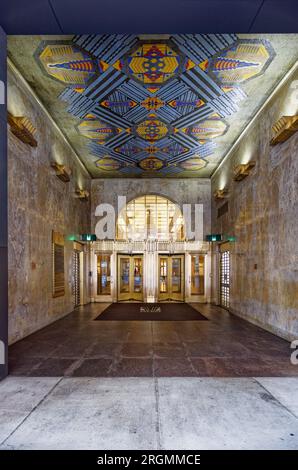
213 189 229 201
75 188 90 202
270 115 298 145
51 162 71 183
8 111 37 147
233 161 255 181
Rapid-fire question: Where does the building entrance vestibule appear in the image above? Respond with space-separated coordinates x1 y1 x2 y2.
92 195 210 304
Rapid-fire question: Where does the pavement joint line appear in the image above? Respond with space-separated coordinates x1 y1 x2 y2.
253 377 298 420
0 376 64 446
154 377 163 450
151 321 162 450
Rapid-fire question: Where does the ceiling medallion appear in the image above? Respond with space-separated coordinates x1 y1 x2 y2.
136 115 168 142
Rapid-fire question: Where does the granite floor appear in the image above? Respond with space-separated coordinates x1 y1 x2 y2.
0 376 298 449
8 303 298 377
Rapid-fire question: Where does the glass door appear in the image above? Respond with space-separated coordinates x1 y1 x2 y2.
97 254 111 295
132 256 143 300
159 257 169 301
118 255 143 301
170 255 184 301
191 254 205 295
158 255 184 301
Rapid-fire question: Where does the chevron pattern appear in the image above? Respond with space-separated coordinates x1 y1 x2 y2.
36 35 275 177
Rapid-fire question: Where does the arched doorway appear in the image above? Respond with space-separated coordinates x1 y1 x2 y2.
92 194 208 303
116 194 185 242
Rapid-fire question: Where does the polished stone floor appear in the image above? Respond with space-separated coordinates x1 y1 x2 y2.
0 376 298 449
8 303 298 377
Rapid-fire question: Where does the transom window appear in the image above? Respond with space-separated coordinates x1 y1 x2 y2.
116 195 185 241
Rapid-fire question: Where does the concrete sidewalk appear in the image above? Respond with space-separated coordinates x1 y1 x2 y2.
0 377 297 450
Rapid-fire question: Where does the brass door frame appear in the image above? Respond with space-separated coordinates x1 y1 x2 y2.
190 253 205 296
117 254 143 301
96 253 111 296
158 254 185 301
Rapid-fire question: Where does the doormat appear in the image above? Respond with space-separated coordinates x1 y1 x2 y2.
94 303 208 321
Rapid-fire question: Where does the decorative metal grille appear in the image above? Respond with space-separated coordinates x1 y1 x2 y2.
52 231 65 298
72 251 80 307
220 250 230 308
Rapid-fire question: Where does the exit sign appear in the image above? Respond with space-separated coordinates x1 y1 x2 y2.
80 234 97 242
206 234 222 242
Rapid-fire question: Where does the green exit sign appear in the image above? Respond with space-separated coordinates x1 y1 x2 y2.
80 234 97 242
206 234 222 242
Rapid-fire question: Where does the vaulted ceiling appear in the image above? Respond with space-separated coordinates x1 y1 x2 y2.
8 34 298 178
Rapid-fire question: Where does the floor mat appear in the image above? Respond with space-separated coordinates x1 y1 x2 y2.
94 303 208 321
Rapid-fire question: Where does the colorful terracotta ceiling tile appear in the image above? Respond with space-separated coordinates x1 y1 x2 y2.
77 119 118 144
207 39 275 85
11 33 294 177
135 115 169 142
95 157 123 171
179 157 207 171
126 42 181 86
139 156 164 171
37 42 101 85
181 117 228 141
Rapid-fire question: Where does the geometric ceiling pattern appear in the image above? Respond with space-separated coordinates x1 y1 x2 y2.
34 34 277 177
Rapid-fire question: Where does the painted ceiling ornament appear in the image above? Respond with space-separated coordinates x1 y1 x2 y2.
168 98 205 109
138 156 164 171
37 42 104 85
126 42 181 86
95 157 122 171
145 146 160 153
101 98 138 110
115 144 144 156
31 33 281 178
99 89 139 116
136 114 169 142
182 116 228 141
77 119 117 144
141 97 165 111
207 39 276 85
179 157 207 171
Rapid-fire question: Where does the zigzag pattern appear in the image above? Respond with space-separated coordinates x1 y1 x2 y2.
37 34 275 177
